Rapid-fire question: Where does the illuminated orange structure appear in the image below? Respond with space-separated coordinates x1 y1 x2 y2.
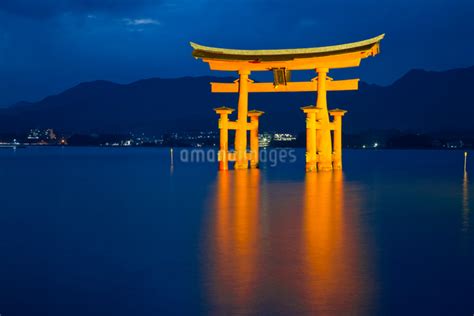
192 34 384 171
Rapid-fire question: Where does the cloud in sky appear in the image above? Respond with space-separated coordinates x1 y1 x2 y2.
124 18 160 26
0 0 161 18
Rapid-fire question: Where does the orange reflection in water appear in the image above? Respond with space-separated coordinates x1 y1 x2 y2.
206 170 261 314
205 170 374 314
302 171 373 314
462 171 469 232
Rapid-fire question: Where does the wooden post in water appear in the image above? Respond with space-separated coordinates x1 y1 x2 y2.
170 148 174 168
465 152 468 173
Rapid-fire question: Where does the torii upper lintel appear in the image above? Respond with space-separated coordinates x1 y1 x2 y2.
191 34 384 71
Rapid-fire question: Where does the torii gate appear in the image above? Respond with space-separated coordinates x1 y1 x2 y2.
190 34 384 172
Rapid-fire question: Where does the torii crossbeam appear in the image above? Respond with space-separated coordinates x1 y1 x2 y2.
191 34 384 171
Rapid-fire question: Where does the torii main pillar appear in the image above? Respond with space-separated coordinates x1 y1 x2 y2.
235 70 250 169
315 68 333 171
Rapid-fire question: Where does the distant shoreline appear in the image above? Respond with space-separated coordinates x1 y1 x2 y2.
1 144 471 151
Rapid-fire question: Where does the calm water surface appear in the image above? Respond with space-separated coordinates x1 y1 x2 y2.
0 147 472 315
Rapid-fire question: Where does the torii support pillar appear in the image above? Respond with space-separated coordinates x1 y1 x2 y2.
301 106 319 172
315 68 333 171
329 109 347 170
248 110 264 169
214 106 235 170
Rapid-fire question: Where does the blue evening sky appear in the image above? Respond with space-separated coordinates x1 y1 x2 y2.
0 0 473 105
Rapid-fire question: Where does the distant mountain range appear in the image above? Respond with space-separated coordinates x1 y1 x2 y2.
1 66 473 135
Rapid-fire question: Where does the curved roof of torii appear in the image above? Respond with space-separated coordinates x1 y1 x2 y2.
191 34 384 62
